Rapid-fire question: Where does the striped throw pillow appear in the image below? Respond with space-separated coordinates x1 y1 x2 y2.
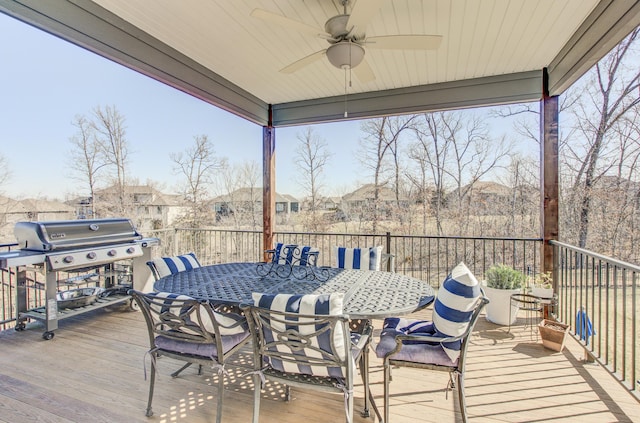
148 253 201 279
252 292 346 377
272 243 319 266
432 262 481 362
148 291 247 336
333 246 383 271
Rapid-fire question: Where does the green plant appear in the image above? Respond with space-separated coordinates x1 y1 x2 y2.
485 264 526 290
533 272 553 289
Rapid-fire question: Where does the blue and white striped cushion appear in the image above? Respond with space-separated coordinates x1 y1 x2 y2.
149 291 247 336
252 292 345 377
272 243 293 264
272 243 319 266
432 262 481 362
333 246 383 271
149 253 201 279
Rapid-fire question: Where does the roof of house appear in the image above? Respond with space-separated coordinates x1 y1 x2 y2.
212 188 299 204
342 184 401 202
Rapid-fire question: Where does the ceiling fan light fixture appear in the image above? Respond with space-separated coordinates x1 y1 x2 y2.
326 41 365 69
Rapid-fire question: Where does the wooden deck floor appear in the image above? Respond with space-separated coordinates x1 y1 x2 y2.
0 304 638 423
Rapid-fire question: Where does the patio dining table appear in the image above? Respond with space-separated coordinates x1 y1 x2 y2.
153 262 435 319
153 261 433 421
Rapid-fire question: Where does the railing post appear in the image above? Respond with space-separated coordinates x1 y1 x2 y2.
386 231 391 271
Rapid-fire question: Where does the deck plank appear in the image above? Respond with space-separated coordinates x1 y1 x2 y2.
0 305 638 422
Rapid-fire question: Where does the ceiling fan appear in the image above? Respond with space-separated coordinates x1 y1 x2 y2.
251 0 442 83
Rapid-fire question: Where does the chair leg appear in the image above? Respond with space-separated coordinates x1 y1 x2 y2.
216 368 225 423
146 355 157 417
383 361 391 423
171 362 193 378
456 371 468 423
252 372 262 423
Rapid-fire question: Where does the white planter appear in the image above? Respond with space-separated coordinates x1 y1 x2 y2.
531 287 554 299
483 285 522 325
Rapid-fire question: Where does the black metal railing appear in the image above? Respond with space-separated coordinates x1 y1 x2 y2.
1 230 542 329
552 240 639 398
0 243 46 331
146 228 542 288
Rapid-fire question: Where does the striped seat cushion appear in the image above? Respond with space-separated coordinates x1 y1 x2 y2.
149 291 248 336
375 318 458 367
252 292 346 378
147 253 201 279
333 246 384 271
272 243 319 266
432 262 481 362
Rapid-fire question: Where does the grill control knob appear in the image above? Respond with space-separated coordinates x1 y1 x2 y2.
126 247 136 254
107 249 117 257
86 252 97 260
63 256 74 264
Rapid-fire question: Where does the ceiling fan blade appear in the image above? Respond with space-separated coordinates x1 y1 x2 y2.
366 35 443 50
251 9 327 37
353 59 376 83
280 50 326 73
347 0 385 33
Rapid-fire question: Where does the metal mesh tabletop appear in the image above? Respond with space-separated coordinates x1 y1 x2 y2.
154 262 435 318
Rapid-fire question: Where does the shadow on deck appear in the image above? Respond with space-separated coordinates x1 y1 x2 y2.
0 304 638 422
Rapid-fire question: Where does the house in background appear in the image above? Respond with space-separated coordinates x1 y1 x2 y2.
341 184 407 218
69 185 189 231
212 188 300 218
0 196 75 243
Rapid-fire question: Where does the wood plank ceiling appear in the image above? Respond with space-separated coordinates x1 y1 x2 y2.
1 0 639 126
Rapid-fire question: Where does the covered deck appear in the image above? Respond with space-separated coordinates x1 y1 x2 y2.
1 304 638 423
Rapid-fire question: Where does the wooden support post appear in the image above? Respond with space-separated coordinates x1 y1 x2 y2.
540 68 559 291
262 124 275 262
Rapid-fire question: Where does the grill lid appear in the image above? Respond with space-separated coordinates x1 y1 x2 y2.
14 218 142 252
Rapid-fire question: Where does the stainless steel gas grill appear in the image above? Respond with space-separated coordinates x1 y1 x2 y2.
0 218 159 339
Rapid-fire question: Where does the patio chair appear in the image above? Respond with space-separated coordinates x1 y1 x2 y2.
375 262 488 423
146 252 201 281
332 245 395 272
129 290 251 423
266 242 319 266
243 292 379 423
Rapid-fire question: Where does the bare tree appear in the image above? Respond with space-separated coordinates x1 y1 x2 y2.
217 160 261 229
67 114 106 217
359 115 415 232
444 112 510 234
0 154 10 191
498 153 540 236
171 134 225 227
91 105 129 214
563 28 640 248
409 112 453 235
293 127 331 231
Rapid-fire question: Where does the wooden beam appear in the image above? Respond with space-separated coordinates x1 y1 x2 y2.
262 124 275 261
272 71 542 126
540 69 559 289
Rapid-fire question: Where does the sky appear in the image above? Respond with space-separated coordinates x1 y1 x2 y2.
0 12 533 202
0 13 373 201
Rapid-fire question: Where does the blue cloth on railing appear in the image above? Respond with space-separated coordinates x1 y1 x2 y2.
576 308 594 345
